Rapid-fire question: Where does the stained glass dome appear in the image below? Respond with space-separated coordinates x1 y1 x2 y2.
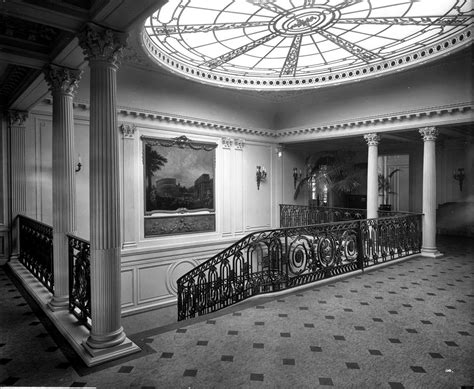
142 0 473 90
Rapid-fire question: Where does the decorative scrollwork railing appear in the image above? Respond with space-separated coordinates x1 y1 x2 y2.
177 213 422 321
280 204 367 227
68 234 91 328
18 215 54 293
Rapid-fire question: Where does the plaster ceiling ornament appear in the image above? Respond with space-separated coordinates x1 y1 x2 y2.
142 0 472 90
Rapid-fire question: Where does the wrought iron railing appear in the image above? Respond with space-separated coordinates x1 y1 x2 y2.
18 215 54 293
177 213 422 321
280 204 367 227
68 234 91 328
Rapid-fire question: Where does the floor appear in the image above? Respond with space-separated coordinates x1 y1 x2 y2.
0 235 473 389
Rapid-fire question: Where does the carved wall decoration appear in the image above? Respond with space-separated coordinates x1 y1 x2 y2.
234 139 245 150
222 137 233 149
119 123 137 139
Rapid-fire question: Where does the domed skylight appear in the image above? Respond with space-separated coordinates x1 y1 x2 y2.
142 0 472 90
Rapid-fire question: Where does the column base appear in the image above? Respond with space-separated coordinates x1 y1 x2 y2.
421 248 443 258
48 295 69 311
82 336 140 365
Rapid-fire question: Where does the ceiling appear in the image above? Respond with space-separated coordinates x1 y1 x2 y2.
143 0 473 90
0 0 472 121
0 0 167 111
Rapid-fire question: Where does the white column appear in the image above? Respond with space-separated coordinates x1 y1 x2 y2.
364 133 380 219
120 123 137 248
419 127 442 257
44 64 82 310
78 23 139 359
8 110 28 258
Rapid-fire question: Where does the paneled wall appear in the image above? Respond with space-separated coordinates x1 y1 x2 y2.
0 116 8 262
25 105 277 315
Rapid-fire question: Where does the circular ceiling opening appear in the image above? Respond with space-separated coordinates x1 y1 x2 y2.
143 0 472 90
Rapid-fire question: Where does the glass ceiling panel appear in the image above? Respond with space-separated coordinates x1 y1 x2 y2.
143 0 473 90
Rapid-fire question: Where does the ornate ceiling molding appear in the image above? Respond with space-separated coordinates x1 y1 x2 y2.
40 98 472 140
142 0 473 91
276 102 473 138
41 97 274 137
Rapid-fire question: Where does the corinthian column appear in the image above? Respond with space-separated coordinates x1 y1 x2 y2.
44 64 82 310
419 127 442 257
78 23 138 359
364 133 380 219
8 110 28 258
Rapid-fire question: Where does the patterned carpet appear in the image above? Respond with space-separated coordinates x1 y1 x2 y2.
0 235 473 388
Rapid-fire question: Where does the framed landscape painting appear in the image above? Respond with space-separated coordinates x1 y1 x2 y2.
142 135 217 237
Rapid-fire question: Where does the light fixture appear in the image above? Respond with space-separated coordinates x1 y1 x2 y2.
256 165 267 190
293 167 302 189
453 168 465 191
75 154 82 173
276 145 283 158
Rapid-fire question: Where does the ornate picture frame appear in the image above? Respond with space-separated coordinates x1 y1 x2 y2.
142 135 217 237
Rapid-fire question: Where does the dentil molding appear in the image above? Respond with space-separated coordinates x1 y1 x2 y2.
40 98 472 140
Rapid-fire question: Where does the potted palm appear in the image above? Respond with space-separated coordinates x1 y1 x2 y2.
378 169 400 211
294 151 365 205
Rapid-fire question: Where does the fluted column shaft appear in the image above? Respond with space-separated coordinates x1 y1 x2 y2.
79 23 128 350
419 127 442 257
9 111 28 257
44 65 82 309
364 133 380 219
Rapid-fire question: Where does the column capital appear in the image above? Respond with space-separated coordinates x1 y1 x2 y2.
222 137 233 149
8 110 28 127
234 138 245 150
119 123 136 139
44 64 82 96
77 23 128 68
364 133 380 146
419 126 438 141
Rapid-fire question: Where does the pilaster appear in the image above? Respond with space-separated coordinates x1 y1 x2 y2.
43 64 82 310
364 133 380 219
419 127 443 258
8 110 28 258
120 123 137 248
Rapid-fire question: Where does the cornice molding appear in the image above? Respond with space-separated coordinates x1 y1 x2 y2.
40 98 472 140
276 102 473 137
42 97 274 137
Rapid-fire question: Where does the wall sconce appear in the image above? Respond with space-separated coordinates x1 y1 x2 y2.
276 145 283 158
293 167 302 189
75 154 82 173
256 165 267 190
453 168 465 191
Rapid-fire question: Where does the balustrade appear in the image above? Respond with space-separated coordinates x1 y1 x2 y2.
18 215 54 292
68 234 91 328
178 213 422 321
280 204 367 227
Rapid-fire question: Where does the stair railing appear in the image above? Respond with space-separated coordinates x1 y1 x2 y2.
177 213 422 321
18 215 54 293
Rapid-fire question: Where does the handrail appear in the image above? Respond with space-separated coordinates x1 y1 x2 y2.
18 214 54 293
177 213 422 321
67 234 91 328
